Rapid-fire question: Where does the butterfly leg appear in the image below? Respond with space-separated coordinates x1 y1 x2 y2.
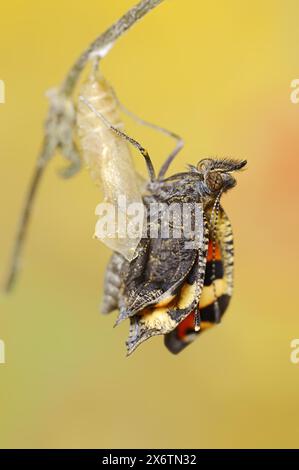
116 97 184 179
79 95 156 182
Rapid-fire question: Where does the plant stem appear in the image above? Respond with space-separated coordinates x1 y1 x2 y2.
3 0 166 292
61 0 165 96
4 135 53 291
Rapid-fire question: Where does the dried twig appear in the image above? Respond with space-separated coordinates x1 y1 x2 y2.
3 0 166 292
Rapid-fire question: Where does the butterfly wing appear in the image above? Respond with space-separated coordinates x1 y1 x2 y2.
119 237 198 316
125 214 209 355
116 201 205 323
164 206 234 353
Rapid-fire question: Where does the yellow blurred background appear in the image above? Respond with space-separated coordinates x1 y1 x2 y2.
1 0 299 449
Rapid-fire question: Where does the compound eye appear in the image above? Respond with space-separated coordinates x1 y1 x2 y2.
206 171 223 192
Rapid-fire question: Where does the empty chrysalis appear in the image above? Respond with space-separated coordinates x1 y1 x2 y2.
77 70 145 261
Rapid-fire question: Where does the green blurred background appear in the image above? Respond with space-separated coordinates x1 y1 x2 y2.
1 0 299 448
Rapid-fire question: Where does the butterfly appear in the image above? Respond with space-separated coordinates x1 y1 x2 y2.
77 68 246 356
97 140 246 354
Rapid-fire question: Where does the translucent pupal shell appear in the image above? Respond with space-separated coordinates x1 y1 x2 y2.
77 72 144 261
